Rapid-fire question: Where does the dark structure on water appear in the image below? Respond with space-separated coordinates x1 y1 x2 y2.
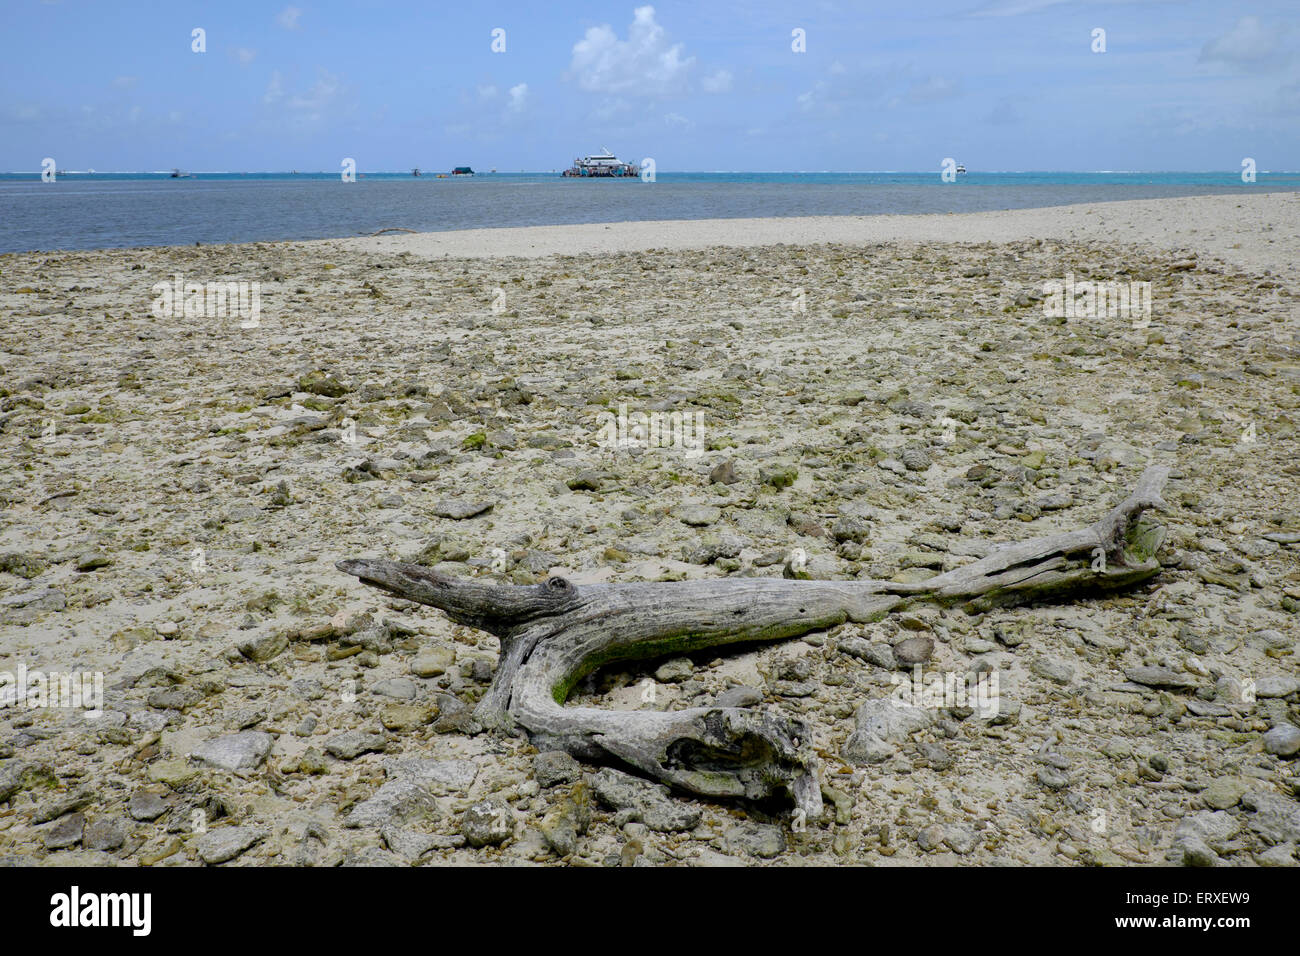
562 148 638 177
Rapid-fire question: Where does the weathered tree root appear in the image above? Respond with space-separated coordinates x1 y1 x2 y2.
338 465 1171 820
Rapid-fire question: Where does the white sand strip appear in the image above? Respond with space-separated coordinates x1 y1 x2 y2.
331 192 1300 280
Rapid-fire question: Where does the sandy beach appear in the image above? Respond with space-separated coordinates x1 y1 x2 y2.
1 192 1298 867
340 192 1300 283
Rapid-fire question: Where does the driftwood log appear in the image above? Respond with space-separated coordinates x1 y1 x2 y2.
338 465 1172 821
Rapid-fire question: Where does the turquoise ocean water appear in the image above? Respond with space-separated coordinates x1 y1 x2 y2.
1 170 1296 253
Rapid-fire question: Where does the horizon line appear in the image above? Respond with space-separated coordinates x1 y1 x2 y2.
4 169 1294 176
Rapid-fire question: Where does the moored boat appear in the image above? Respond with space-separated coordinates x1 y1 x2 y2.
562 148 638 177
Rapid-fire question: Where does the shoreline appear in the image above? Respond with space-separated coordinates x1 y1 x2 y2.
326 192 1300 280
6 193 1298 283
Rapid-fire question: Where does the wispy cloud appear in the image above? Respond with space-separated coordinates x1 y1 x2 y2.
508 82 529 113
262 68 349 126
967 0 1178 17
966 0 1070 16
1199 16 1291 71
701 69 733 93
906 75 960 103
263 71 285 105
276 6 303 31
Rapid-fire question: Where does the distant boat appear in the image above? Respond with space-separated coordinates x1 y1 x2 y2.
170 168 195 179
451 166 474 176
563 147 637 177
412 167 421 177
955 163 967 175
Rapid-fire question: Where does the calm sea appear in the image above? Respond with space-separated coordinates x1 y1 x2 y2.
1 171 1296 253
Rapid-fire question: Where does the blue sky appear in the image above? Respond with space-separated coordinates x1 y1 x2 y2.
2 0 1296 171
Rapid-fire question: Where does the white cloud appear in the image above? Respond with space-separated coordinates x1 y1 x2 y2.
797 82 825 112
478 84 498 99
591 98 631 120
1199 17 1286 71
264 71 285 105
906 75 959 103
968 0 1181 17
664 111 691 127
701 69 732 93
276 6 303 30
569 5 694 95
233 47 257 65
262 69 347 125
508 82 529 113
112 75 137 89
289 71 341 117
967 0 1069 16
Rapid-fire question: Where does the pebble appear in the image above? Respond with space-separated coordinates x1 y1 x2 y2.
675 504 721 527
34 787 95 824
325 730 386 760
371 677 417 699
1256 676 1300 699
381 827 461 860
196 826 268 864
410 647 455 677
590 768 701 832
1263 724 1300 757
190 731 273 772
1240 791 1300 844
1202 777 1247 810
901 446 931 472
83 816 126 851
462 799 513 848
722 823 786 858
534 751 582 788
709 460 738 484
893 637 934 665
44 812 85 850
843 698 934 764
831 515 871 543
1037 767 1070 790
653 657 694 682
1125 666 1199 689
237 631 288 663
75 551 111 572
345 780 439 829
715 686 763 708
839 638 896 669
431 499 494 519
1031 656 1074 685
128 788 170 821
385 758 479 792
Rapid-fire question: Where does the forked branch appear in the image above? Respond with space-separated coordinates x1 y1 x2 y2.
338 465 1172 819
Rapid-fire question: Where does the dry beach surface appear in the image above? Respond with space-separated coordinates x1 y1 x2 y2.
0 192 1298 866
